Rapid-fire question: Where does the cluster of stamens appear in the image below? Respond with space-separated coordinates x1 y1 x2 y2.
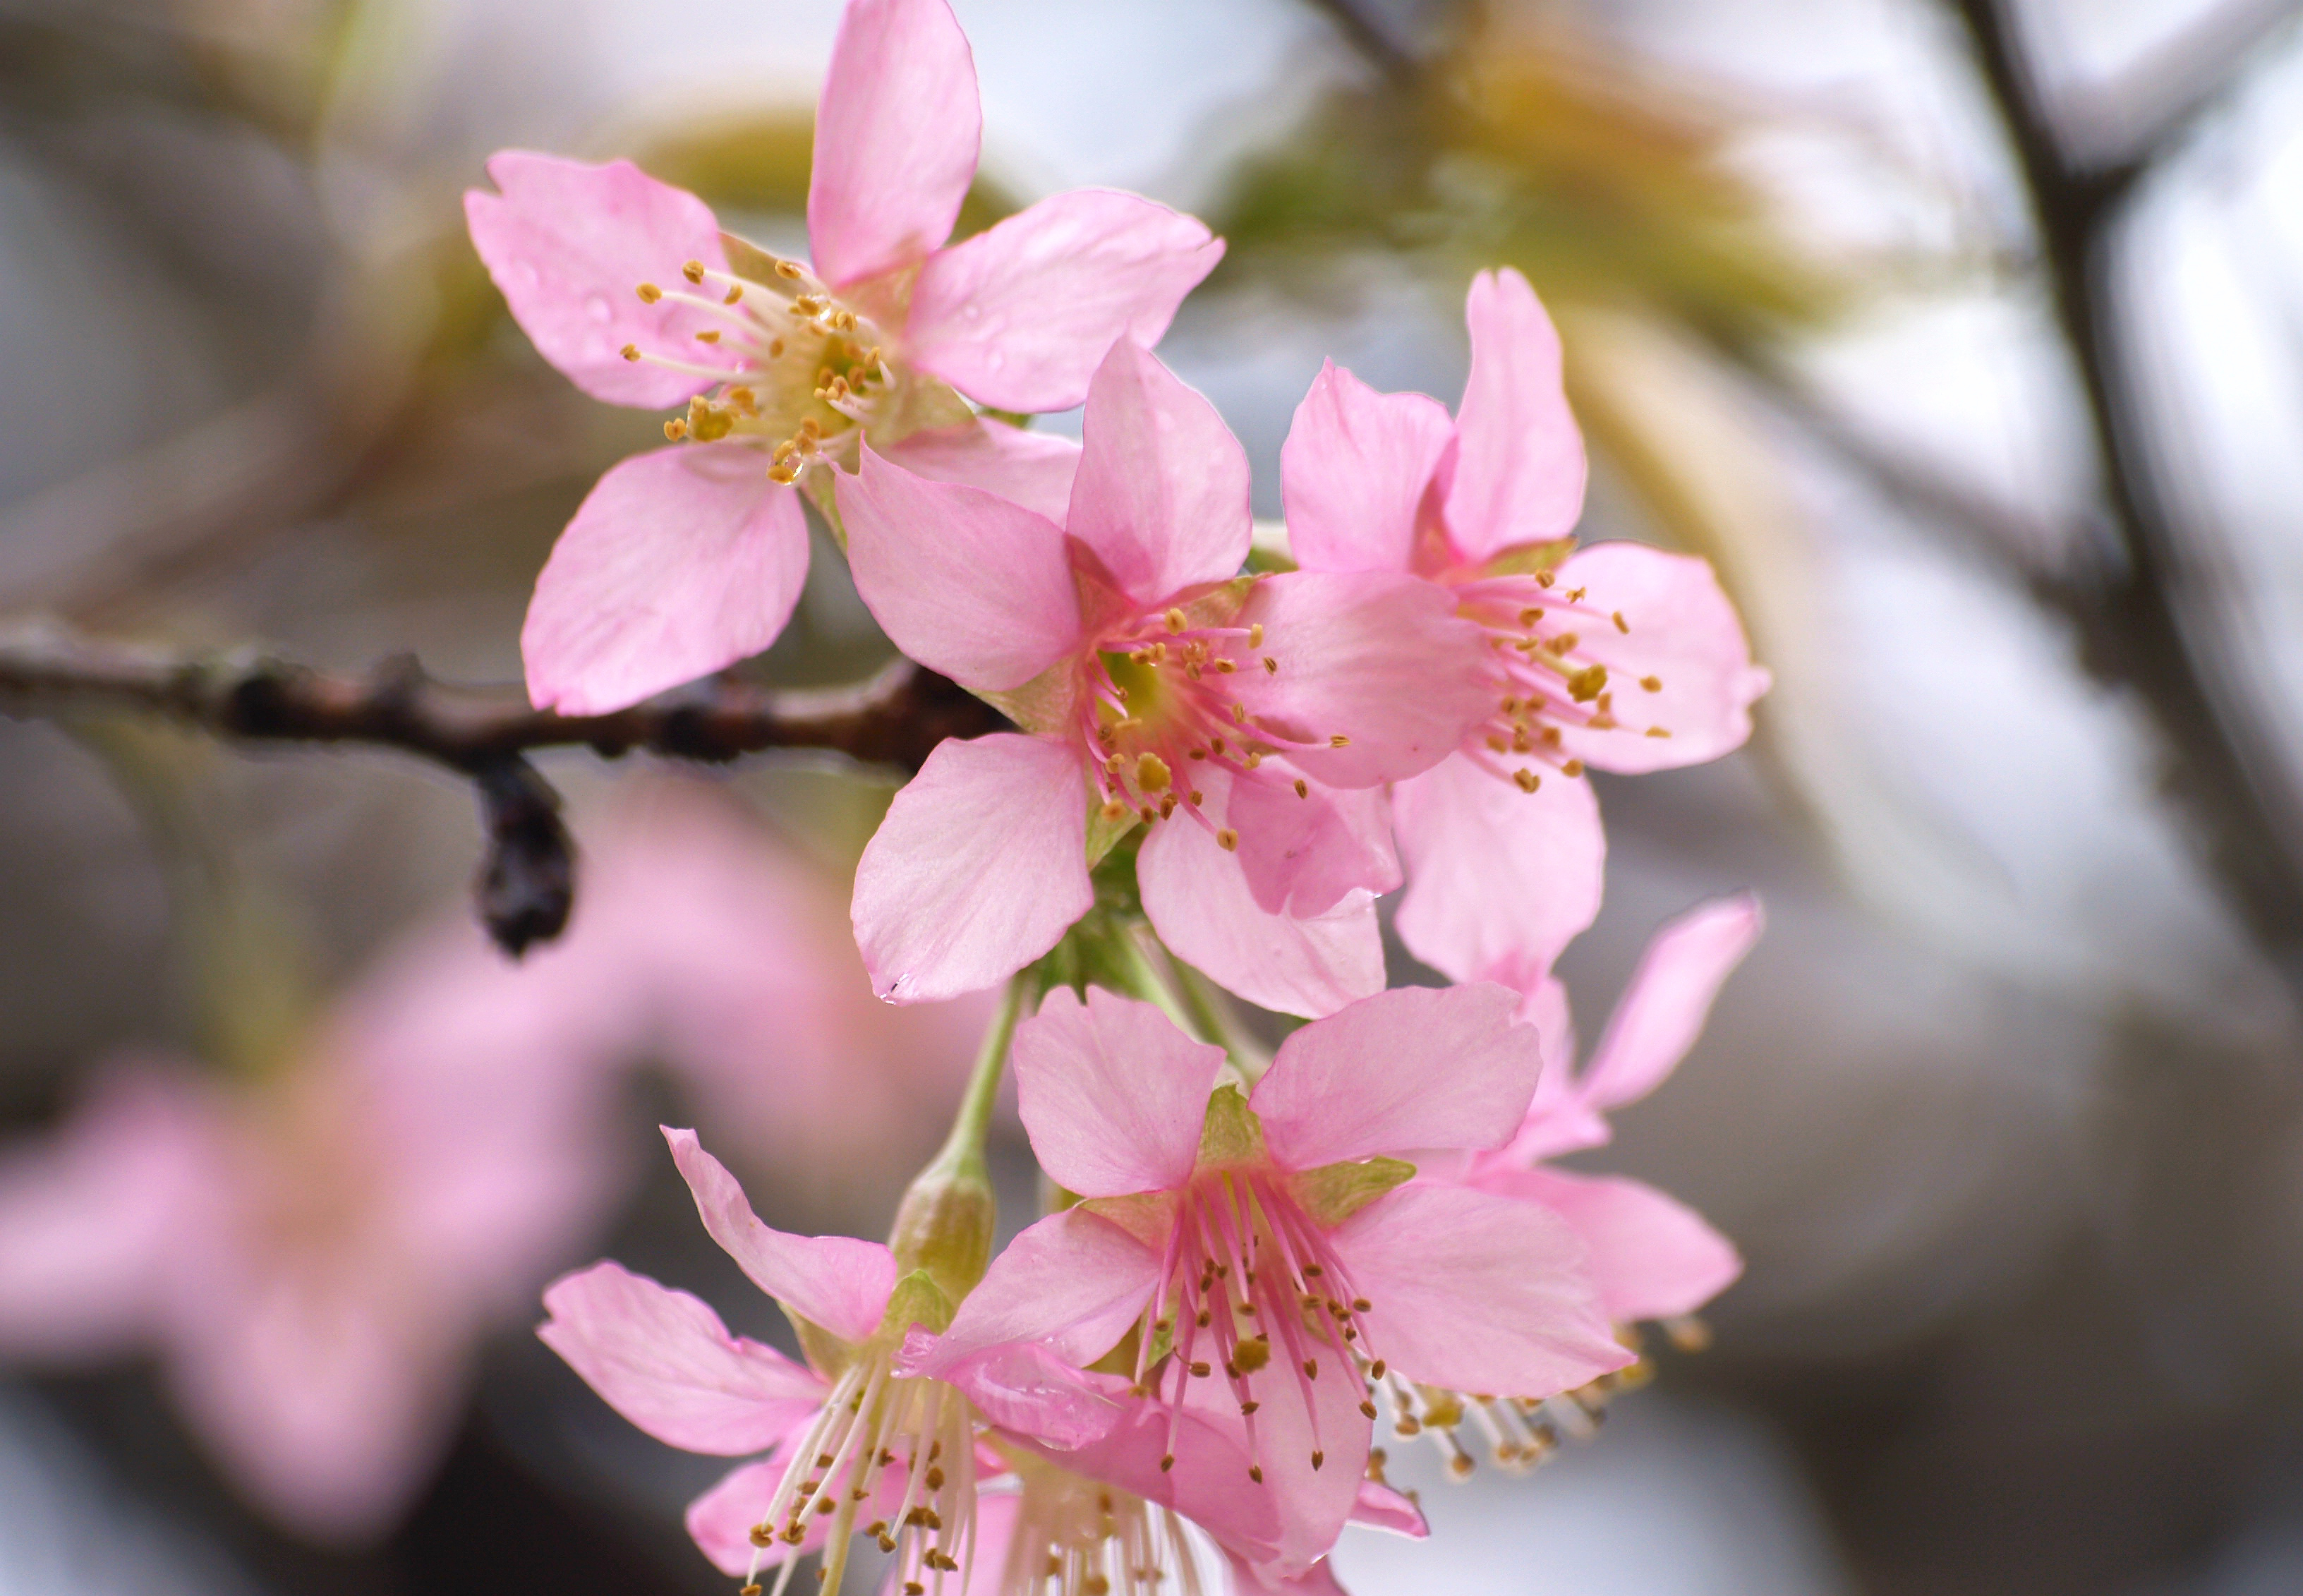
1081 604 1338 851
991 1463 1205 1596
624 253 899 484
1130 1172 1379 1482
737 1353 976 1596
1451 570 1670 794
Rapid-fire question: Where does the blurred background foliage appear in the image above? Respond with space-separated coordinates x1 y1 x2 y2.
8 1 2303 1594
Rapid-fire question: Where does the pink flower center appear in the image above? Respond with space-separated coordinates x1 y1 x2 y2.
1075 602 1322 851
620 253 901 481
1447 569 1672 794
1132 1169 1376 1481
987 1458 1198 1596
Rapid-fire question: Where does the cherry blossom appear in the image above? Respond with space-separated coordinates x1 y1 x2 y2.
913 983 1629 1580
842 339 1490 1017
540 1129 1114 1595
1279 267 1770 985
464 0 1222 715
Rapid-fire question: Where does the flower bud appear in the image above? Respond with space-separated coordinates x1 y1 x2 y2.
886 1149 994 1306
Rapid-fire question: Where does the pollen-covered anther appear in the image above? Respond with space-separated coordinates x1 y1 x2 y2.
635 282 663 303
1562 758 1586 777
1216 828 1238 852
619 343 641 361
1566 664 1608 702
1514 768 1540 793
1329 734 1350 748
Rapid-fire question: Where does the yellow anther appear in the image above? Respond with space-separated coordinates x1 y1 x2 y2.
1549 631 1580 654
1293 778 1309 798
1165 607 1187 634
1135 753 1172 791
1646 726 1673 738
1216 828 1239 852
1513 768 1540 793
1512 725 1533 753
1243 751 1262 769
1519 607 1542 627
636 282 663 303
723 283 743 304
1487 734 1508 753
663 418 689 441
1562 758 1586 776
1214 658 1237 673
1101 799 1129 821
619 343 641 361
1231 703 1247 723
1566 664 1608 703
1612 610 1629 633
1329 734 1351 748
768 338 785 357
1187 789 1202 805
1537 570 1557 588
768 461 799 484
1640 675 1662 692
1247 623 1264 648
682 260 706 284
1566 586 1587 602
1263 656 1278 674
696 329 722 344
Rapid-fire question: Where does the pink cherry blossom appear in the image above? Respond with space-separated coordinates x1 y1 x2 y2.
464 0 1224 715
540 1128 1116 1593
1458 895 1761 1333
1280 267 1771 985
842 339 1492 1016
914 983 1630 1580
0 917 635 1542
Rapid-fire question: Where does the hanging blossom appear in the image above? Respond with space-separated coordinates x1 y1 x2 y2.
908 984 1630 1582
840 338 1491 1017
464 0 1223 715
539 1129 1116 1595
1279 267 1770 986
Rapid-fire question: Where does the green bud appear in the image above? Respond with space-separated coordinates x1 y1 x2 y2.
887 1150 996 1306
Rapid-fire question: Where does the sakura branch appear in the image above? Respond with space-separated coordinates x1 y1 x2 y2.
0 620 1002 953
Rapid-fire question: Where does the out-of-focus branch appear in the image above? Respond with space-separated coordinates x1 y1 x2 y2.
1950 0 2303 980
0 623 1004 953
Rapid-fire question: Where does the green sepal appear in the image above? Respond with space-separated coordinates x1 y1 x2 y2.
978 660 1077 738
1077 1191 1176 1251
720 229 790 286
1084 797 1141 869
1197 1084 1268 1168
1288 1156 1416 1228
802 466 847 551
875 1268 957 1347
1480 536 1578 578
787 1310 859 1381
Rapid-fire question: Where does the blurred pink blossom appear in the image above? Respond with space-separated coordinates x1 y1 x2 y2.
464 0 1222 716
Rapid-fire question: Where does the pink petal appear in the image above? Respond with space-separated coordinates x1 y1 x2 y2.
1577 893 1761 1112
464 151 737 408
1350 1480 1427 1540
852 733 1095 1003
1138 821 1384 1019
1547 543 1770 773
1231 572 1489 789
1064 340 1252 605
929 1208 1163 1368
537 1260 825 1455
1226 1553 1353 1595
1251 984 1539 1170
906 1327 1123 1449
1390 751 1605 986
522 446 808 715
877 420 1082 524
1280 361 1453 576
807 0 980 289
1214 765 1398 920
843 446 1080 691
907 189 1224 412
1329 1184 1629 1399
663 1128 895 1345
1015 989 1223 1198
0 1065 217 1362
1440 267 1586 562
1473 1167 1741 1322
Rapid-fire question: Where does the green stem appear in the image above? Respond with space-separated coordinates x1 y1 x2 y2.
933 972 1031 1180
1108 925 1202 1037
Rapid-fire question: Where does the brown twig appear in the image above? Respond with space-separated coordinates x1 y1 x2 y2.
0 622 1005 953
1950 0 2303 983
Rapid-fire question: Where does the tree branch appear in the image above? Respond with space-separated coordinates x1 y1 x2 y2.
0 622 1005 954
1950 0 2303 982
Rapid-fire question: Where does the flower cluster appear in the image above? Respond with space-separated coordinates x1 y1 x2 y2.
473 0 1771 1590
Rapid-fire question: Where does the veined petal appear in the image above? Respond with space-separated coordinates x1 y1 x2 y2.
1139 823 1384 1019
1470 1166 1741 1323
1232 572 1489 789
844 447 1081 691
1547 543 1770 773
1252 984 1538 1171
927 1208 1162 1370
852 734 1094 1003
1065 341 1252 605
663 1128 895 1346
522 446 809 715
808 0 980 289
465 151 737 408
538 1261 824 1455
1015 989 1223 1198
1280 361 1453 576
1329 1184 1628 1400
1440 267 1586 563
907 189 1225 413
1390 751 1604 986
877 420 1082 524
906 1329 1122 1450
1577 893 1761 1112
1216 765 1398 920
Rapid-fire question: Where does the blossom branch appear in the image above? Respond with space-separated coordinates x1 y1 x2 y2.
0 619 1005 952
